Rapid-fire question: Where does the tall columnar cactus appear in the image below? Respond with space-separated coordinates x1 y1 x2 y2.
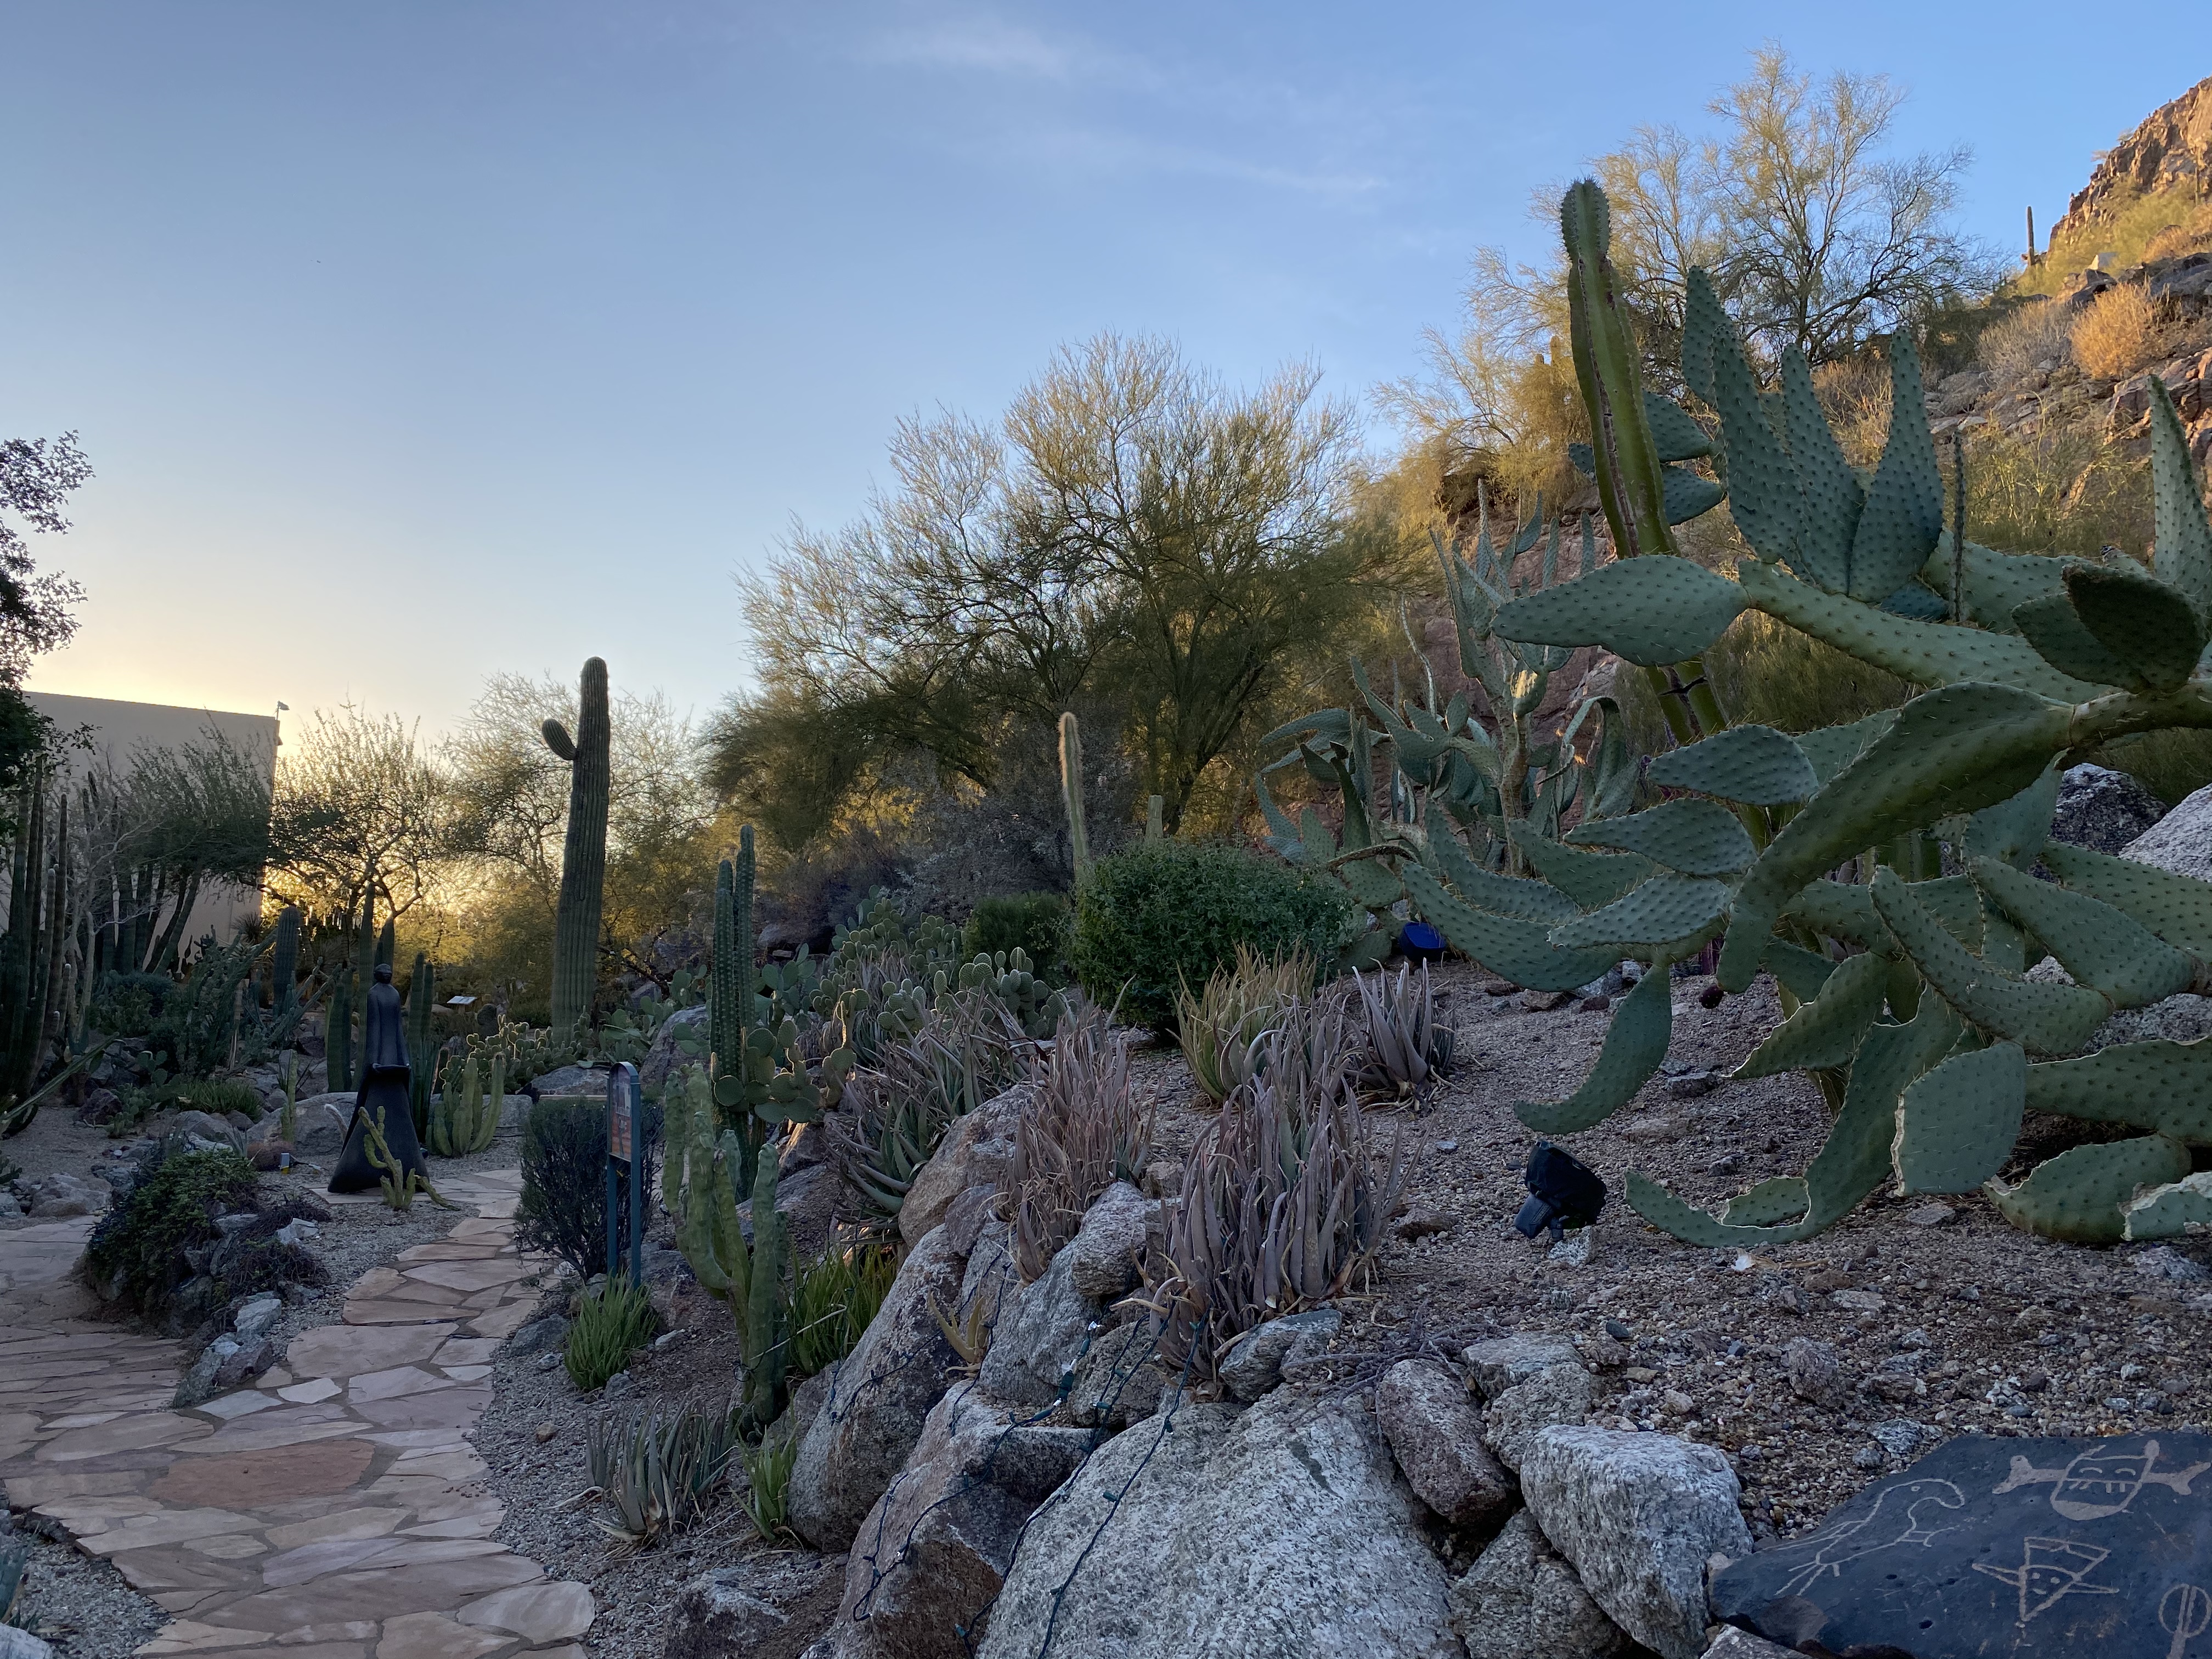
269 905 301 1015
708 828 854 1191
664 1066 788 1422
406 952 436 1133
1389 178 2212 1250
1 774 70 1113
351 881 376 1071
326 967 354 1094
544 657 611 1041
1059 711 1091 883
428 1051 503 1156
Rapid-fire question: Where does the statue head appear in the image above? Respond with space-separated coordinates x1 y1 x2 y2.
374 962 394 985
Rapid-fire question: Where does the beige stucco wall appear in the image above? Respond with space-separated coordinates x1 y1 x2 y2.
20 692 280 947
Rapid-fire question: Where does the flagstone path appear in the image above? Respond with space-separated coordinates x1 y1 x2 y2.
0 1169 601 1659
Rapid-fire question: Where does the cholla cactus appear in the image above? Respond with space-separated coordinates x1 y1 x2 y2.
1395 177 2212 1249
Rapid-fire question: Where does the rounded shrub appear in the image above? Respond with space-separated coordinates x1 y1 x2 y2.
1070 842 1355 1031
85 1144 257 1319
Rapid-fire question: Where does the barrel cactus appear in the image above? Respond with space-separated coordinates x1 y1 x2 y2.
1379 178 2212 1248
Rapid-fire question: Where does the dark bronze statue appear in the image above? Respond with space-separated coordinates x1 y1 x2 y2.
330 962 430 1193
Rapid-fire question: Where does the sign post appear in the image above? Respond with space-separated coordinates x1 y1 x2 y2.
605 1063 643 1288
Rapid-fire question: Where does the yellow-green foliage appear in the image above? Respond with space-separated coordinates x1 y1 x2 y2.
565 1279 660 1391
788 1236 896 1375
2073 285 2162 381
1961 426 2152 559
2018 188 2212 297
1175 943 1316 1103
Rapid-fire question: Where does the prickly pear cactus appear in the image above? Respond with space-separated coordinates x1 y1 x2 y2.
1368 178 2212 1250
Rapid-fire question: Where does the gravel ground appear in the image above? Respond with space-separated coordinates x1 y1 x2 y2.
1330 958 2212 1543
473 1252 786 1659
4 1519 168 1659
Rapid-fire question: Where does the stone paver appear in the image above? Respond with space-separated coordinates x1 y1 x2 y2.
0 1169 591 1658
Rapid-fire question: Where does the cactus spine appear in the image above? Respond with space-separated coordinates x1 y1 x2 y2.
543 657 611 1042
1059 710 1091 882
269 905 301 1015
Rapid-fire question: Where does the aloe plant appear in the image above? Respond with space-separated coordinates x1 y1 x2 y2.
1398 177 2212 1250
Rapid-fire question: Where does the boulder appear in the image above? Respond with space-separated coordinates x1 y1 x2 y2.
1063 1181 1153 1300
22 1172 104 1218
899 1084 1032 1247
1065 1324 1169 1429
975 1249 1094 1408
529 1063 610 1099
1448 1511 1626 1659
1217 1306 1341 1402
292 1095 354 1156
2051 763 2166 853
641 1005 708 1097
75 1086 125 1126
789 1222 969 1551
2124 782 2212 882
1520 1426 1752 1659
1715 1430 2212 1657
832 1383 1093 1659
1375 1358 1517 1531
1482 1359 1595 1472
0 1625 55 1659
976 1389 1461 1659
171 1110 246 1150
232 1292 284 1342
1463 1333 1583 1401
664 1551 845 1659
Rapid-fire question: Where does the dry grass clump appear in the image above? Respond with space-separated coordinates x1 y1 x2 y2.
1978 300 2075 381
2072 285 2160 381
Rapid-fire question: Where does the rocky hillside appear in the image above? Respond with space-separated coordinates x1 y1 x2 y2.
2051 74 2212 244
1925 78 2212 470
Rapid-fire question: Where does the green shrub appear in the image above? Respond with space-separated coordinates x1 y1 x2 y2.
177 1079 264 1123
961 892 1069 979
788 1237 898 1376
1070 842 1355 1031
84 1146 257 1318
89 972 173 1037
517 1096 662 1280
565 1278 660 1391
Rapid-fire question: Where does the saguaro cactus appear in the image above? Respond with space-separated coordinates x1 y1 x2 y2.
543 657 611 1041
270 906 301 1014
406 952 436 1133
1059 710 1091 883
326 968 354 1093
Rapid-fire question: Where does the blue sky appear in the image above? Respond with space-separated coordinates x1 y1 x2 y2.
4 2 2190 735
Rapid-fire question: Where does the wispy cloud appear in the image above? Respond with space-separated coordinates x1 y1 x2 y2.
862 16 1090 82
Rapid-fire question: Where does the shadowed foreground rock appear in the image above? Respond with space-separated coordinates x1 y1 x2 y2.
830 1384 1091 1659
789 1222 969 1550
976 1389 1459 1659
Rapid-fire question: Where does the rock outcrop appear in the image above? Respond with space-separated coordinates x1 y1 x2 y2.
789 1223 970 1551
831 1384 1092 1659
977 1390 1460 1659
1449 1511 1626 1659
2052 76 2212 245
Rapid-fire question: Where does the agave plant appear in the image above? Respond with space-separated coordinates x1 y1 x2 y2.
1175 945 1316 1103
585 1398 747 1552
833 989 1033 1217
1135 1025 1403 1387
1381 177 2212 1249
1007 1006 1155 1282
1353 961 1456 1103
